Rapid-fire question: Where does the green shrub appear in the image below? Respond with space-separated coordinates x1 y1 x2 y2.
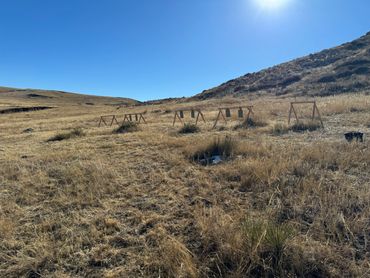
179 124 200 134
47 128 85 142
114 122 139 134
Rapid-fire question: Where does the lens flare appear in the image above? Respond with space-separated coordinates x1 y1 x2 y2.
253 0 292 11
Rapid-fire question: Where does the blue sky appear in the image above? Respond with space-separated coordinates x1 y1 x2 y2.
0 0 369 101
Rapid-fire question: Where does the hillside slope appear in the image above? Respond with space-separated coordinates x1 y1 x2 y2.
0 87 139 108
195 31 370 100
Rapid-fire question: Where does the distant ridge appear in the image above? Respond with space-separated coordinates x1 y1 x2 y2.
0 86 139 106
194 31 370 100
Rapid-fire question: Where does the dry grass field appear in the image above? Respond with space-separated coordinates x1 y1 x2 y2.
0 92 369 277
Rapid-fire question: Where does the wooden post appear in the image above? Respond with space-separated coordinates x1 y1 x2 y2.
195 111 200 125
312 102 316 120
314 102 324 127
246 109 251 122
212 110 221 129
195 110 206 125
173 111 184 126
288 103 299 124
172 112 177 126
288 104 293 125
292 105 299 123
213 109 228 129
199 111 206 124
98 117 102 127
110 116 115 126
139 114 147 124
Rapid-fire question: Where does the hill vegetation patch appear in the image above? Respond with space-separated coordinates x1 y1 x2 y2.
26 93 52 99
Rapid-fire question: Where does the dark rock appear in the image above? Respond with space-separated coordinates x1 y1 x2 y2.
344 132 364 142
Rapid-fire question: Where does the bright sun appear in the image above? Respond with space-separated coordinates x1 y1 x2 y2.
253 0 292 11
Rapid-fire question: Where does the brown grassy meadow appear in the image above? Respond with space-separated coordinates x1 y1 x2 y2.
0 93 369 277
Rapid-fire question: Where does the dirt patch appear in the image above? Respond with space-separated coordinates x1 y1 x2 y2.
0 106 53 114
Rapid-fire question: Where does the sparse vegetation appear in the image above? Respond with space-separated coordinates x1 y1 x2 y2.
47 128 85 142
194 32 370 100
178 123 200 134
114 121 139 133
0 92 369 277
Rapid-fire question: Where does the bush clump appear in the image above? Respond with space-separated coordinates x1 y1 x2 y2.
114 122 139 134
47 128 85 142
271 123 290 136
234 117 267 130
290 121 322 133
179 124 200 134
191 137 237 165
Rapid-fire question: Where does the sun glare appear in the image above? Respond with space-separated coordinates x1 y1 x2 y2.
253 0 292 11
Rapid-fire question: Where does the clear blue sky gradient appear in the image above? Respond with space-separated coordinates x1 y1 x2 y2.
0 0 369 101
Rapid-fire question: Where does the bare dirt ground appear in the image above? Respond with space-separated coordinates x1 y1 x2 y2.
0 93 369 277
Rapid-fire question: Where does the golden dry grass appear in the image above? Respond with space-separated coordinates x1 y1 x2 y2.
0 92 369 277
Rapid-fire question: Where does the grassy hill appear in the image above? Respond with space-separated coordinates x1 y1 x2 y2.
0 86 139 108
194 31 370 100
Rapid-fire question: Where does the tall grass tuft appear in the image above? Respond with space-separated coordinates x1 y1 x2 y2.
235 117 267 130
114 122 139 134
271 123 290 135
191 137 237 164
47 128 85 142
179 123 200 134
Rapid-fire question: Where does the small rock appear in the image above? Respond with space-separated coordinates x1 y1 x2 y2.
211 155 222 165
